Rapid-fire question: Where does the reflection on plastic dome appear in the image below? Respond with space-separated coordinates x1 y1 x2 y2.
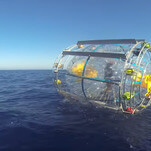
53 39 151 114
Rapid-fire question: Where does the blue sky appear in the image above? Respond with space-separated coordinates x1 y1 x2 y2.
0 0 151 69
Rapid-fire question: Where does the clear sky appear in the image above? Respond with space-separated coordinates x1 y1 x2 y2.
0 0 151 69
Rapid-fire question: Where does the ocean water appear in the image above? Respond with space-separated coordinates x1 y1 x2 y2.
0 70 151 151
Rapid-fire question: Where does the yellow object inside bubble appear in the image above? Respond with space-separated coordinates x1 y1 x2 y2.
144 75 151 96
133 72 151 96
71 61 98 78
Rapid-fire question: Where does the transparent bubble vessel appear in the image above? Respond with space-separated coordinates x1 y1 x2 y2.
53 39 151 114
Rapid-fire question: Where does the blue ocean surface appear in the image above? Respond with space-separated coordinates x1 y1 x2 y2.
0 70 151 151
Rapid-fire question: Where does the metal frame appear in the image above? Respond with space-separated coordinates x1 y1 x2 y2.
62 51 126 59
77 39 145 45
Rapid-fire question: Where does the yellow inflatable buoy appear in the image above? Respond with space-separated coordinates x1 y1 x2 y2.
122 92 135 100
125 68 135 75
54 79 62 84
141 42 151 51
141 104 147 108
142 42 150 48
